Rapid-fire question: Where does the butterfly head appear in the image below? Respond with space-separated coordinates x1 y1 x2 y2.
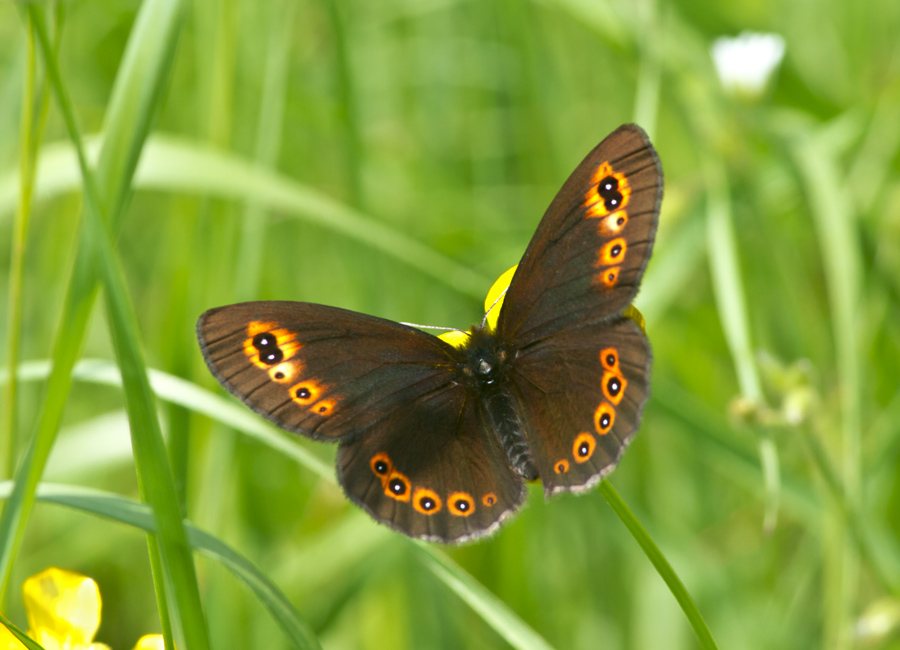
457 327 510 386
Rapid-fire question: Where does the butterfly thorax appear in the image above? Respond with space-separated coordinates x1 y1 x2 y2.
457 328 539 481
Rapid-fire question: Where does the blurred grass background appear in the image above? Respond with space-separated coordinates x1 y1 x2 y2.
1 0 899 648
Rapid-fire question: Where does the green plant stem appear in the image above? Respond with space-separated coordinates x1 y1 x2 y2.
2 8 51 483
598 481 719 650
27 7 209 650
704 155 780 534
802 428 900 593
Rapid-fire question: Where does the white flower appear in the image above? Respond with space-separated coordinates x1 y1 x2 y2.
711 32 786 98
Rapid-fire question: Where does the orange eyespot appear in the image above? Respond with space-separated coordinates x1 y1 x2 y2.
269 362 299 383
448 492 475 517
598 211 629 236
413 488 442 515
595 266 620 289
573 433 596 463
313 399 336 416
601 371 626 405
244 322 302 369
482 493 497 507
597 238 627 267
370 453 392 482
599 348 619 372
384 471 411 502
554 460 570 474
290 380 323 406
594 402 615 435
583 162 631 216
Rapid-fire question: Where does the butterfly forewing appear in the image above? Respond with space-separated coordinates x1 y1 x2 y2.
198 302 459 440
497 124 662 347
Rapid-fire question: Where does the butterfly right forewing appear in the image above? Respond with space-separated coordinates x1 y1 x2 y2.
497 124 662 347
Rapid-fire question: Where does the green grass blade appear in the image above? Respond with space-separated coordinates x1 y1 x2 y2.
0 612 47 650
27 7 209 649
0 481 322 650
416 543 556 650
0 136 491 299
0 0 187 608
598 481 719 650
704 154 780 533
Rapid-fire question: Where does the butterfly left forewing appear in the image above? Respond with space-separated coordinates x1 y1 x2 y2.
198 301 459 440
508 316 651 494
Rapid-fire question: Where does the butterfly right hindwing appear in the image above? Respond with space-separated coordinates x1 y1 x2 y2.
508 316 651 494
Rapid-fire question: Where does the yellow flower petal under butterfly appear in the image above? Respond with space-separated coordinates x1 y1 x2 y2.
483 265 517 331
623 304 646 334
133 634 168 650
22 567 102 649
438 330 471 349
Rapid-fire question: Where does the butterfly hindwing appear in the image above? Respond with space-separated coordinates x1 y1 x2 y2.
496 124 662 346
198 302 459 440
338 389 527 543
509 316 651 494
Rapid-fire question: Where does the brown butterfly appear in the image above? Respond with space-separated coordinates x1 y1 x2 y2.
197 124 662 543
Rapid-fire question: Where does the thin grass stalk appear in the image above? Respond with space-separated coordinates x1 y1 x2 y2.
322 0 364 207
703 155 781 534
0 0 187 604
27 8 210 649
794 133 863 650
598 481 719 650
2 15 39 483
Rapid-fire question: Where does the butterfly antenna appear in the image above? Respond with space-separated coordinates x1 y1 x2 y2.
481 288 509 328
400 322 465 333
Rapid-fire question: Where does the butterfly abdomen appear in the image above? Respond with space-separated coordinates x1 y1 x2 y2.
459 328 539 481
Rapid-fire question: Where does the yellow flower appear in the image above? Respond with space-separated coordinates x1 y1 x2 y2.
0 567 168 650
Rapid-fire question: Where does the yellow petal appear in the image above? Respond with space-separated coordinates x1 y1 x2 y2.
0 624 28 650
22 568 102 647
133 635 168 650
437 330 470 349
483 265 517 332
623 305 646 334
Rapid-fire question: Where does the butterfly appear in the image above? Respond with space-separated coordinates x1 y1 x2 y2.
197 124 662 543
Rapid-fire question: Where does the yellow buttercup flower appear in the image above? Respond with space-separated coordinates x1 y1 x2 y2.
0 568 168 650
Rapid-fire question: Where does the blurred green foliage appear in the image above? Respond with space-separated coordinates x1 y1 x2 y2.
0 0 899 648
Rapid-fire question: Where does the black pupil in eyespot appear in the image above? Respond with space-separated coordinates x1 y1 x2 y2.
599 176 618 194
601 414 610 428
390 479 405 494
297 388 310 399
421 497 434 510
609 378 620 395
611 244 621 257
579 443 589 456
606 354 615 366
375 461 387 474
456 500 468 511
253 333 272 349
